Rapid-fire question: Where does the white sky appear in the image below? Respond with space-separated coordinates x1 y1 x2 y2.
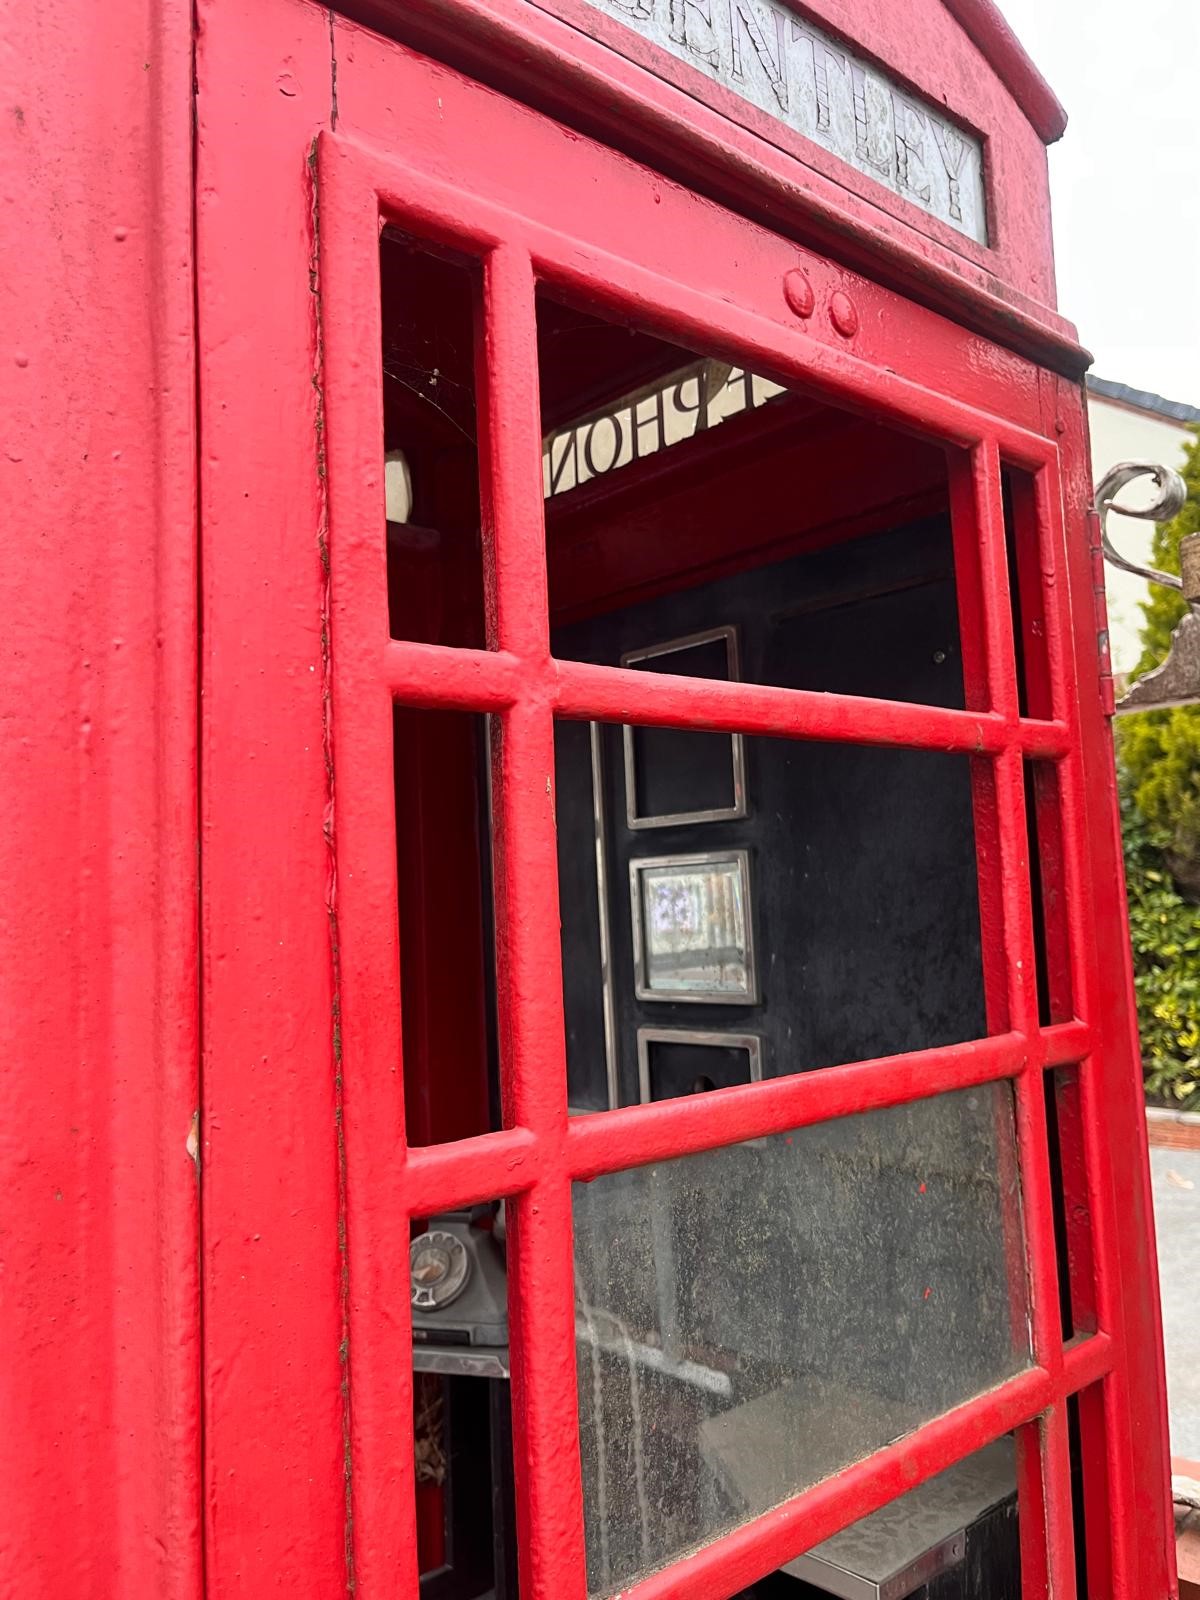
997 0 1199 403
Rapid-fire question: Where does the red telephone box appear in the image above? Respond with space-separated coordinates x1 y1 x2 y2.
1 0 1177 1597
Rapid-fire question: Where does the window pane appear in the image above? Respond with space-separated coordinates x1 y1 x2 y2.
572 1084 1029 1595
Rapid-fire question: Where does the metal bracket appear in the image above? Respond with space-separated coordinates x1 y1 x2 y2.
1096 460 1188 591
1094 461 1196 714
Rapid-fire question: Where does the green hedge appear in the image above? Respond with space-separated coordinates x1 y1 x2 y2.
1120 767 1200 1103
1115 425 1200 1103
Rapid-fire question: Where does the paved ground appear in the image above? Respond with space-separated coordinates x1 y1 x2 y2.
1150 1145 1200 1462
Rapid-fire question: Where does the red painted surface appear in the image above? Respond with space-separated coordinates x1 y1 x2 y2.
0 2 201 1597
940 0 1067 140
343 0 1073 363
192 5 1174 1595
2 0 1174 1597
195 2 350 1590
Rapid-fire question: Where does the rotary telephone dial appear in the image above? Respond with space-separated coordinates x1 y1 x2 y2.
410 1202 509 1350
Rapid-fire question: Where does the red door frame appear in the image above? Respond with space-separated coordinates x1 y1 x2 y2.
196 3 1174 1598
2 4 202 1598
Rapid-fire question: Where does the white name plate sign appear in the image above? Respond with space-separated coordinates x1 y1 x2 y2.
577 0 988 244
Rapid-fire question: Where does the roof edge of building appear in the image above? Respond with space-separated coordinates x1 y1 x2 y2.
1087 375 1200 428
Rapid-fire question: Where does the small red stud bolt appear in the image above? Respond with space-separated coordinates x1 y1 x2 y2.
783 268 815 319
829 290 859 338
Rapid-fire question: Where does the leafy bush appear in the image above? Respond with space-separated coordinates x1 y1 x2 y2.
1120 764 1200 1104
1119 428 1200 897
1116 425 1200 1102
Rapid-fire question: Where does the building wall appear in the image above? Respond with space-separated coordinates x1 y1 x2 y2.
1087 394 1196 677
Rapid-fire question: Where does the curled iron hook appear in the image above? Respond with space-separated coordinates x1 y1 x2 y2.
1095 460 1189 593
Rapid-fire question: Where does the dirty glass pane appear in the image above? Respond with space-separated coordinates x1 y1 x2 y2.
572 1084 1029 1596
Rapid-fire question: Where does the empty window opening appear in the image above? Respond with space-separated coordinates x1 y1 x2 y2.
411 1201 516 1599
1001 467 1055 722
393 707 498 1147
555 720 988 1114
537 292 966 712
1026 760 1074 1028
381 228 486 650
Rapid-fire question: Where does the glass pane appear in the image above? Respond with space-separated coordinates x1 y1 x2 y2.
572 1084 1029 1595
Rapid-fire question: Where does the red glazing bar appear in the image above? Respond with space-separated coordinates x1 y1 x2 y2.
1073 1381 1114 1599
1010 464 1091 1409
1041 1403 1078 1593
1062 1331 1116 1392
317 137 420 1598
1049 1068 1097 1334
1029 471 1105 1055
381 639 524 709
972 439 1075 1596
619 1335 1112 1600
972 441 1023 732
1020 719 1073 759
476 243 589 1600
404 1126 540 1216
558 655 1005 752
557 657 1070 756
949 446 1011 1032
1014 1396 1081 1600
949 451 1034 1495
1041 1023 1095 1068
376 640 1069 756
569 1028 1087 1180
1015 1421 1052 1600
1027 764 1075 1026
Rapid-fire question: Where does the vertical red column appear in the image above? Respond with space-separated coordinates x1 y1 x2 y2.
197 14 354 1594
317 137 421 1598
1033 412 1175 1600
476 243 590 1600
1 4 201 1597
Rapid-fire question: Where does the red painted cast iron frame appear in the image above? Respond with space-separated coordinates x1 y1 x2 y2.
1 3 201 1597
340 0 1073 369
195 3 1174 1599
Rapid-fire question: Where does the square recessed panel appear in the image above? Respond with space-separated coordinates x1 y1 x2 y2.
637 1028 763 1103
631 850 757 1003
622 628 745 829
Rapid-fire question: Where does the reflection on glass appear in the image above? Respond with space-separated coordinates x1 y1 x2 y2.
572 1085 1029 1597
632 852 755 1002
787 1435 1017 1594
